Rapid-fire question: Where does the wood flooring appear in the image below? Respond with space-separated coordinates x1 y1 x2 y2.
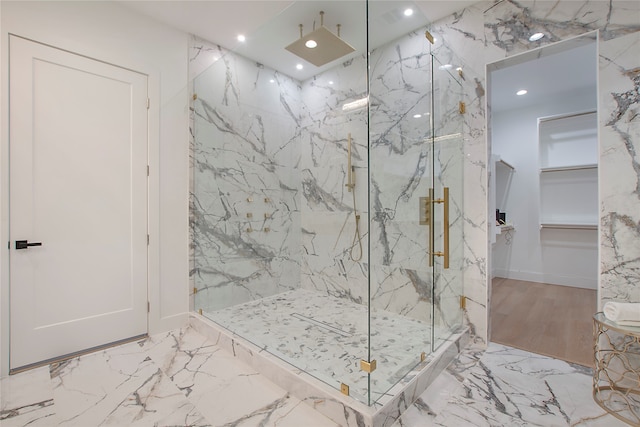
490 277 596 367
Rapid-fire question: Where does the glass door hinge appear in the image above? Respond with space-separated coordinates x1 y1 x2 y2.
360 359 377 373
425 30 434 44
193 287 198 294
459 101 466 114
460 295 467 310
340 383 350 396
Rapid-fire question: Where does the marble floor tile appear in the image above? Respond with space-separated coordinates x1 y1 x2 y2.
0 366 56 426
1 327 629 427
392 342 629 427
0 326 339 427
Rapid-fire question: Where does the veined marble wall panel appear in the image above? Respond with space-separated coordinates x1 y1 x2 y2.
600 30 640 304
299 53 369 302
427 0 640 343
190 36 302 311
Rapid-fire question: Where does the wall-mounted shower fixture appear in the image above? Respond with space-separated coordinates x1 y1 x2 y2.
345 133 363 262
285 11 355 67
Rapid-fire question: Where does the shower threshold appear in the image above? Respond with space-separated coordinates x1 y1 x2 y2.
190 290 468 427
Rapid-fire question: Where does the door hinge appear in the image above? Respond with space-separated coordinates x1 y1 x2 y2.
193 287 198 294
147 98 150 110
147 301 150 313
459 101 466 114
341 383 350 396
360 359 377 373
425 30 434 45
460 295 467 310
147 165 150 176
147 234 150 245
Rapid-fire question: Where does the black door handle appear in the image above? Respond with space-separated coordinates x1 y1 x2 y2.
16 240 42 250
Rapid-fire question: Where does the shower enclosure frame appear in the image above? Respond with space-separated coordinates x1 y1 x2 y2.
189 0 465 407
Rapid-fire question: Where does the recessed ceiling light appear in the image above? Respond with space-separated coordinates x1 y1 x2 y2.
529 32 544 42
329 81 334 85
404 8 414 17
237 34 246 42
439 64 453 70
516 89 528 96
413 114 422 118
269 79 275 83
296 64 303 70
305 39 318 49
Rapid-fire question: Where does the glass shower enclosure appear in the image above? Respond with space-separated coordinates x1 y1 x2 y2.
191 0 464 406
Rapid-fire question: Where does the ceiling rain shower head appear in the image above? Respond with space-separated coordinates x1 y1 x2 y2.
285 11 355 67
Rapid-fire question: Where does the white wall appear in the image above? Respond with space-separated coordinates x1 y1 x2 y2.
491 90 598 289
0 1 190 376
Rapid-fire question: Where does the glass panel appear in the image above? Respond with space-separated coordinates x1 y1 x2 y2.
431 54 464 350
367 1 434 405
191 0 372 403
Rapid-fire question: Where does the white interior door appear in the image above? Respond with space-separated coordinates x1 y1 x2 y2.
9 36 149 370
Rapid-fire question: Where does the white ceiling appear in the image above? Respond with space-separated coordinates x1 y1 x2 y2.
118 1 596 109
119 0 476 80
490 40 598 112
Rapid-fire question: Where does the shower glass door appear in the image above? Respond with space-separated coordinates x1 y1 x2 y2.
367 7 465 404
431 54 465 351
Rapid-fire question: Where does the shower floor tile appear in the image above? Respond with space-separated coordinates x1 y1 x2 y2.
203 289 436 403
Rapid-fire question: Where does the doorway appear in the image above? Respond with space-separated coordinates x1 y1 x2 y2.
8 36 149 372
487 34 598 367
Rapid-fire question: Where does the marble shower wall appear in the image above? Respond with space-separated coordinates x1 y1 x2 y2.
190 36 303 312
300 28 466 334
426 0 640 343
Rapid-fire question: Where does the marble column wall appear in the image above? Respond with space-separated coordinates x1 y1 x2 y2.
189 36 303 312
426 0 640 344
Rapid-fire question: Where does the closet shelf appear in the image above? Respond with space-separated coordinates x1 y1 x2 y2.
540 164 598 173
497 159 515 171
540 223 598 230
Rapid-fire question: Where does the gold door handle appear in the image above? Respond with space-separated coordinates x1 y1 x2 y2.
426 187 450 269
428 188 434 267
443 187 449 269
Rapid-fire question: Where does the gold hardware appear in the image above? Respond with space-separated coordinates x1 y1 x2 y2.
425 30 434 44
460 295 467 310
360 359 377 373
264 213 271 219
246 213 253 218
428 188 450 269
247 197 253 202
192 94 198 101
263 227 271 232
443 187 449 269
193 287 198 294
198 308 203 315
346 133 354 192
420 352 426 362
457 68 464 78
246 227 253 233
419 197 430 225
428 188 434 267
264 197 271 203
341 383 350 396
459 101 466 114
